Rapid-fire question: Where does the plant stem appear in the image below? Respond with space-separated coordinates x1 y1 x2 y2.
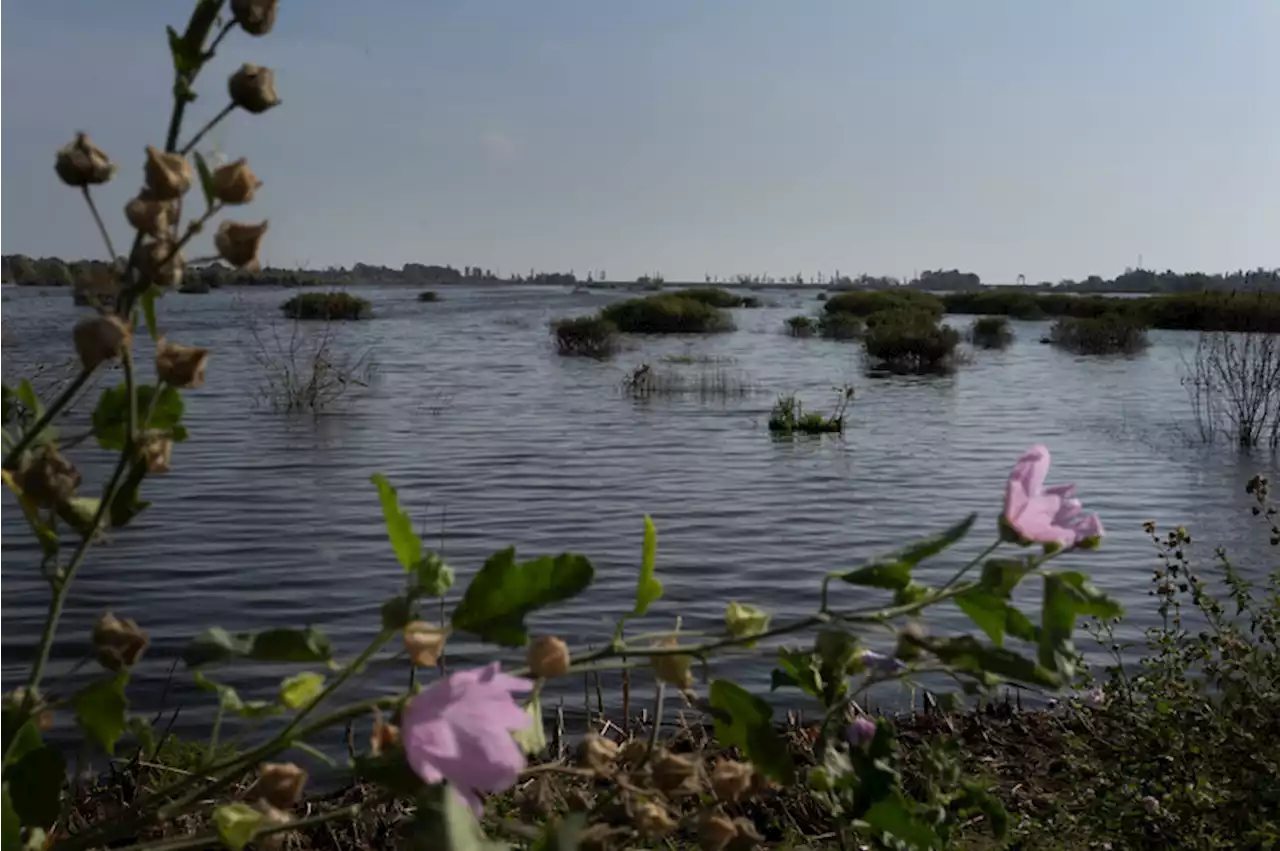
107 802 364 851
81 187 118 261
179 103 236 156
2 369 93 469
938 539 1002 593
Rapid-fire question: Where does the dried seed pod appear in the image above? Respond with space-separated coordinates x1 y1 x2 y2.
577 732 620 776
124 195 175 237
230 0 278 36
132 239 185 289
155 338 209 389
92 612 150 671
526 635 570 678
73 314 131 370
652 750 699 795
55 132 115 186
229 64 281 114
710 759 754 803
15 445 81 508
210 158 262 205
650 637 693 689
403 621 447 667
214 220 268 270
143 146 193 201
634 801 677 840
257 762 307 809
137 432 173 474
697 809 737 851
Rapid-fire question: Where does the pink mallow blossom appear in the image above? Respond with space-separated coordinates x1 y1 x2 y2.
402 662 534 812
1003 445 1104 549
846 716 877 748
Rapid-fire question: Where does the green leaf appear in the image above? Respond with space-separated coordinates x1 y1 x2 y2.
380 595 414 630
839 514 976 590
5 744 64 829
954 588 1005 646
370 474 424 572
277 672 325 710
958 780 1009 840
2 783 19 851
183 626 333 667
127 716 159 759
354 749 424 797
165 25 202 76
213 802 264 851
108 463 151 528
531 813 587 851
56 497 103 539
707 680 794 784
924 635 1060 689
630 515 662 619
193 672 279 718
72 673 129 755
1 714 43 770
452 548 594 647
1038 572 1121 678
193 152 216 211
15 381 44 424
407 782 509 851
863 791 942 850
92 384 185 451
770 648 824 699
413 552 455 598
978 558 1031 597
140 287 160 340
511 695 546 757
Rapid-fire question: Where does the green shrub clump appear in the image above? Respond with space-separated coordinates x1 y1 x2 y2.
863 311 961 373
969 316 1014 349
818 312 865 340
767 388 851 435
942 289 1280 333
674 287 761 308
825 289 944 320
551 315 619 358
417 290 439 302
1049 315 1148 355
785 315 817 337
280 291 371 320
600 294 734 334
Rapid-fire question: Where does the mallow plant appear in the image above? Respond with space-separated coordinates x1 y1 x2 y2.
0 2 1119 849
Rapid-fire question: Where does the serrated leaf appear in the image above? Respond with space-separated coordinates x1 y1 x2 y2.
213 802 264 851
166 25 202 76
72 673 129 755
193 152 216 211
193 672 279 718
923 635 1060 689
277 672 325 710
452 548 593 647
370 474 423 572
183 626 333 668
6 744 64 829
770 648 824 699
92 384 184 451
840 514 977 590
413 552 454 598
707 680 794 784
978 558 1031 597
954 588 1011 646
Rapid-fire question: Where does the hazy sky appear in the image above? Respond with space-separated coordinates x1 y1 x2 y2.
3 1 1276 283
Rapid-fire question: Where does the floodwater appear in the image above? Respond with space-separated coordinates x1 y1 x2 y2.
2 283 1277 738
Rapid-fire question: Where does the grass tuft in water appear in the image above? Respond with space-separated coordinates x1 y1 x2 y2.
1049 315 1149 355
969 316 1014 349
767 386 853 435
551 315 619 358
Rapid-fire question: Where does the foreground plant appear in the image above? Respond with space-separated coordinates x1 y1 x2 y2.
1 4 1123 850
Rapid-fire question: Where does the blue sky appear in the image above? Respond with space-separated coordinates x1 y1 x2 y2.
3 1 1276 283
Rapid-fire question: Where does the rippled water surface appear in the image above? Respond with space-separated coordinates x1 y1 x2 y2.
3 283 1277 733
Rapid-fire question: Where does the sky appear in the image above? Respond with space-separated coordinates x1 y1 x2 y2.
2 1 1277 284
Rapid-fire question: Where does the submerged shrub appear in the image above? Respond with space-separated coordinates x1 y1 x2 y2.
551 315 619 358
863 311 962 373
825 289 944 320
600 294 734 334
280 291 370 320
969 316 1014 349
767 386 853 435
673 287 761 308
817 312 865 340
1049 315 1148 354
417 290 439 302
785 315 817 337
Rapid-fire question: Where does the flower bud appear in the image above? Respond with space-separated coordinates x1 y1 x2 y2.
230 0 277 36
652 750 699 796
15 445 82 508
724 601 770 644
370 711 400 756
143 146 193 201
155 338 209 389
846 716 877 748
709 759 754 803
92 611 149 671
577 732 619 776
697 810 737 851
634 802 676 839
211 158 262 205
214 220 268 270
5 689 54 732
403 620 446 668
55 132 116 187
73 314 132 370
229 64 281 114
132 239 185 289
257 762 307 809
650 637 693 689
125 195 175 238
618 739 648 766
138 432 173 474
526 636 570 679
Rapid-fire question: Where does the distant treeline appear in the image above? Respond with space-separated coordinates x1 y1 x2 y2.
941 289 1280 333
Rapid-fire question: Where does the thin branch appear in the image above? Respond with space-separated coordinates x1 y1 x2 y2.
180 103 236 156
81 186 119 261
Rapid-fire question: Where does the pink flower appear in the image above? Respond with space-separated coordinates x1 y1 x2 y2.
402 662 534 812
846 716 877 748
1003 445 1104 549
